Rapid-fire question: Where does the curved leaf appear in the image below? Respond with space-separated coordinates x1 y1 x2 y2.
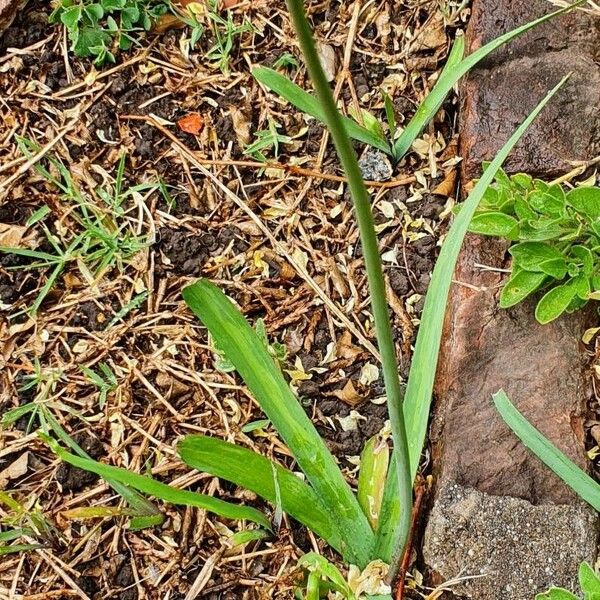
493 390 600 512
178 435 346 555
44 435 270 529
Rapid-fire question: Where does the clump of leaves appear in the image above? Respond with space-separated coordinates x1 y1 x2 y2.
49 0 169 66
463 169 600 323
535 561 600 599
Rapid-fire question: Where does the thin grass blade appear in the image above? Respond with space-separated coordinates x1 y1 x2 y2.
493 390 600 511
43 435 270 529
374 75 570 560
391 2 580 160
252 67 391 154
179 435 346 555
182 280 374 566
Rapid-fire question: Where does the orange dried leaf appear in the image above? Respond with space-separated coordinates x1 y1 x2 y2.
177 112 204 135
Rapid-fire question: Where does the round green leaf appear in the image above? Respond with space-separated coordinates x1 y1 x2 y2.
535 283 578 324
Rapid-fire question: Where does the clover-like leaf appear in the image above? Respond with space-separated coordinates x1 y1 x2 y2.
60 5 82 29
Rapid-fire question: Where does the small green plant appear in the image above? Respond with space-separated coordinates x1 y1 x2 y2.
203 0 253 73
462 169 600 323
0 143 159 315
244 117 293 162
81 362 118 409
535 562 600 599
49 0 170 66
273 52 299 70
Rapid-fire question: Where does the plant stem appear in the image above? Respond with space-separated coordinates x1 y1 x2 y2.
285 0 413 569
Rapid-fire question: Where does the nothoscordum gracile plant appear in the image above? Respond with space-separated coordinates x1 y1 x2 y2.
41 1 579 598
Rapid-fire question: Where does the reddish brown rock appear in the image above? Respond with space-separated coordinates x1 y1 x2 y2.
460 3 600 182
467 0 599 67
461 51 600 181
432 234 593 502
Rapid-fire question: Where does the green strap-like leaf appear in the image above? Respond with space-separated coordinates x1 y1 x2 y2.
391 34 464 160
493 390 600 512
391 2 581 161
178 435 346 555
252 67 391 154
43 409 163 529
182 280 374 566
375 76 569 561
44 435 271 529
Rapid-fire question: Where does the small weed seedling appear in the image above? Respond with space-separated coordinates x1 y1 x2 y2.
203 0 253 73
0 492 49 556
49 0 170 66
173 0 253 70
244 117 293 162
81 362 118 409
462 169 600 323
536 562 600 600
0 141 159 315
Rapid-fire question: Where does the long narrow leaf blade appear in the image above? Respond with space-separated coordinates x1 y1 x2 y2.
252 67 391 154
182 280 374 566
392 35 464 160
179 435 346 555
374 76 569 560
493 390 600 511
44 436 270 529
391 2 580 160
0 544 41 556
